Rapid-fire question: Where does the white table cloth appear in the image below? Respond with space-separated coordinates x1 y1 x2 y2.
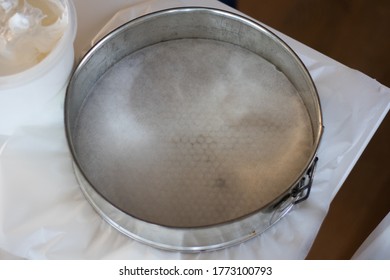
0 0 389 259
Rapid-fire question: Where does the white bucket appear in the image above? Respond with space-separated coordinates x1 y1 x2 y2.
0 0 77 135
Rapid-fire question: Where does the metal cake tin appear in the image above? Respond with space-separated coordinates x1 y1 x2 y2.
65 7 323 252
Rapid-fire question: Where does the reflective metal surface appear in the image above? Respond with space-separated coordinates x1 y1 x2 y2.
65 7 323 252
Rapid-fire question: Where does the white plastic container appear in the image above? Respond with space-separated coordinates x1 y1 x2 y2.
0 0 77 134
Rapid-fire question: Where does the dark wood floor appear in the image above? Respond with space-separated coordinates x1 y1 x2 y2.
237 0 390 259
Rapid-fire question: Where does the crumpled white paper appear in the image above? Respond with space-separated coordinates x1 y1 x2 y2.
0 0 389 259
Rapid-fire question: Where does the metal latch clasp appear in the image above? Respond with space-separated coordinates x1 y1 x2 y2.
291 157 318 205
269 157 318 226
